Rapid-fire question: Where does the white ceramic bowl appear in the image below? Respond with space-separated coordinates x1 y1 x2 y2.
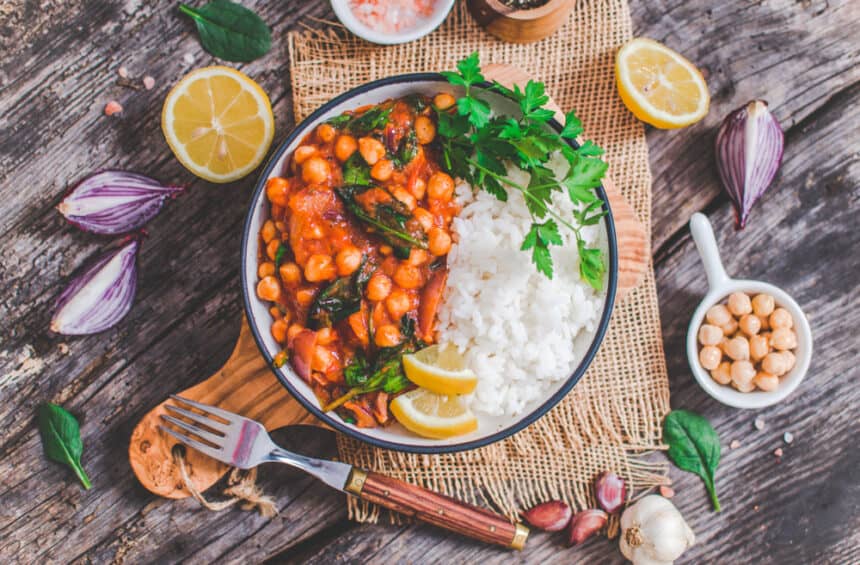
686 213 812 409
330 0 455 45
241 74 617 452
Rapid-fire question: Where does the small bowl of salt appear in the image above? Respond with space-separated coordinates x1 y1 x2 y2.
331 0 456 45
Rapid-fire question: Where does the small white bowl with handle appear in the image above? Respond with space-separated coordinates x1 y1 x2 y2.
686 213 812 409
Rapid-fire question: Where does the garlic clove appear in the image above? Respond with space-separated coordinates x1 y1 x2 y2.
566 509 607 546
594 471 627 513
714 100 784 229
620 495 694 565
521 500 572 532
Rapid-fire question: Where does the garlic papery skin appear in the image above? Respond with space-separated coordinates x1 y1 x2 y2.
619 495 695 565
714 100 784 229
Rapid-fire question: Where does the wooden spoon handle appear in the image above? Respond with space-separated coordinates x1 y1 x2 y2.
345 469 529 549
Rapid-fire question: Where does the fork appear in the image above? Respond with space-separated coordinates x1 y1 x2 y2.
160 395 528 550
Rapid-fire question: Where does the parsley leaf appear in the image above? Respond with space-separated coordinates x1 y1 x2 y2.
560 111 584 139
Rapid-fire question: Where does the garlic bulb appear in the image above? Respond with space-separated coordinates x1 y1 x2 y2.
619 495 695 565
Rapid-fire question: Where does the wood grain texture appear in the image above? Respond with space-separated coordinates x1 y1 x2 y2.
466 0 574 43
0 0 857 563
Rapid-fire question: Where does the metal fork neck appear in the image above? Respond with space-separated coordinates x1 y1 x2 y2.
265 446 353 491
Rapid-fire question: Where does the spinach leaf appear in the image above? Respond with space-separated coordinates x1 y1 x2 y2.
273 243 288 269
392 130 418 167
326 114 352 129
179 1 271 63
404 94 428 112
663 409 721 511
335 185 427 253
344 352 369 387
342 153 372 186
308 257 373 330
37 403 92 489
345 107 393 136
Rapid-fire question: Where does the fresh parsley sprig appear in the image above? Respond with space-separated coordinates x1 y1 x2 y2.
435 52 608 288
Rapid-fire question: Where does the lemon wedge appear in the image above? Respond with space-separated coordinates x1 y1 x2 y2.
402 344 477 395
161 66 274 183
615 38 710 129
390 389 478 439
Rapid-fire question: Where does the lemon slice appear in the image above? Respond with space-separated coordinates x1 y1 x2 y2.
403 344 478 395
615 38 710 129
390 389 478 439
162 66 274 183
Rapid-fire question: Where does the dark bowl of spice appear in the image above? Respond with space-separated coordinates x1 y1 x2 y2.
467 0 573 43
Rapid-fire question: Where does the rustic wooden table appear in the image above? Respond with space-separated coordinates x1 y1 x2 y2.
1 1 857 563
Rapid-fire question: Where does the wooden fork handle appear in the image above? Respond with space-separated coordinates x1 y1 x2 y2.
344 468 529 549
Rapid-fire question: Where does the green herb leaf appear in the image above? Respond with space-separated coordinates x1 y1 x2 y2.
343 153 372 186
344 352 369 387
457 96 491 128
347 107 393 136
336 185 428 252
392 130 418 167
521 221 561 278
455 51 484 86
273 243 288 268
37 403 92 489
663 410 722 512
326 114 352 129
178 1 271 63
560 111 584 139
577 240 605 290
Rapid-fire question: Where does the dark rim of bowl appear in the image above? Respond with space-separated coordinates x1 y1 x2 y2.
241 72 618 454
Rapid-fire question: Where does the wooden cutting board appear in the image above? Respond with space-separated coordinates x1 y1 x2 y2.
128 65 649 500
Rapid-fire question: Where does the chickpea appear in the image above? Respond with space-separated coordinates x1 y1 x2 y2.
749 334 769 362
294 145 317 165
266 177 290 207
698 324 724 346
407 248 430 266
428 227 452 256
730 360 756 388
280 262 302 285
317 123 337 143
261 220 277 243
427 172 455 201
758 315 770 331
366 273 392 301
413 207 434 231
334 246 362 276
414 115 436 144
386 289 412 320
296 287 316 307
752 293 775 317
275 220 287 233
710 361 732 385
733 377 756 393
434 93 456 110
392 186 417 210
754 371 780 392
725 335 750 361
770 327 797 351
738 314 761 336
334 135 358 162
769 308 793 330
394 263 423 289
699 345 722 370
316 327 337 346
258 261 275 278
374 324 402 347
727 292 752 316
287 323 304 343
371 159 395 181
269 305 281 319
302 156 330 184
271 319 288 343
410 177 427 200
782 350 797 371
721 318 739 337
717 337 730 355
256 276 281 302
762 352 790 376
705 304 732 327
358 137 386 165
312 346 335 372
304 254 337 282
266 239 281 260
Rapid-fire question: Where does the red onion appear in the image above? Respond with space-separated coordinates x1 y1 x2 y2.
715 100 784 229
50 238 140 335
57 171 182 235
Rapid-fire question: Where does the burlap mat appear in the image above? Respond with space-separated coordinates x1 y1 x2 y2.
287 0 670 526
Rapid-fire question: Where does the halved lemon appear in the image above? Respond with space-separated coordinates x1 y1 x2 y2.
615 38 710 129
161 66 274 183
390 389 478 439
402 344 478 395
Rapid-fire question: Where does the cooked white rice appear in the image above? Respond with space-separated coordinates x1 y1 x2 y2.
437 155 606 417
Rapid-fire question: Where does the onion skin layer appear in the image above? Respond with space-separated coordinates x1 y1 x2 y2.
50 238 140 335
715 100 784 229
58 171 183 235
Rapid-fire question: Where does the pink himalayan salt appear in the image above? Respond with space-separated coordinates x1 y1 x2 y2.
143 76 155 90
349 0 436 33
104 100 123 116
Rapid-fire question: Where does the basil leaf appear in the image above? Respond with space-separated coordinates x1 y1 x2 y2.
663 409 721 511
179 1 271 63
37 403 92 489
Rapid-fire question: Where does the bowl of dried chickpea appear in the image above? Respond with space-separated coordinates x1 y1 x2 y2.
686 214 813 409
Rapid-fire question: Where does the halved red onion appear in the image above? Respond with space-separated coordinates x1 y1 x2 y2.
715 100 784 229
57 171 183 234
50 238 140 335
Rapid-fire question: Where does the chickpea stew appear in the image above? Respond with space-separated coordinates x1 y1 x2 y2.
257 93 460 429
